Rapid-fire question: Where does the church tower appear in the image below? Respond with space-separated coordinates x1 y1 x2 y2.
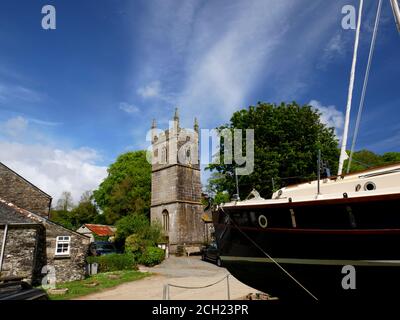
150 109 204 253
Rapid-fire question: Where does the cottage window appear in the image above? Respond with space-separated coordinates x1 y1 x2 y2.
55 236 71 256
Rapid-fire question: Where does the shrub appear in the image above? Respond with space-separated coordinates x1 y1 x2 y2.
125 234 142 254
87 253 136 272
116 214 149 241
138 247 165 267
116 214 164 245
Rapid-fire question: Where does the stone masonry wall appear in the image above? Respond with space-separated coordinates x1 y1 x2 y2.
43 220 90 283
0 226 44 285
0 200 90 284
151 166 178 206
176 166 202 203
151 202 204 249
0 163 52 218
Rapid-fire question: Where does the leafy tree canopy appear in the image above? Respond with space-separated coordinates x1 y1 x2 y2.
50 190 104 229
93 151 151 224
206 102 340 199
345 150 400 172
116 214 163 246
56 191 74 211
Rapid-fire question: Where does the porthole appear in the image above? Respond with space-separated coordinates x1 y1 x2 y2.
258 215 268 228
355 184 361 192
364 181 376 191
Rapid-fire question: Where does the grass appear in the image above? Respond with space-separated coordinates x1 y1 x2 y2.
46 270 151 300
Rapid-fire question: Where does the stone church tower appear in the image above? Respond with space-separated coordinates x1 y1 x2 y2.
150 109 204 253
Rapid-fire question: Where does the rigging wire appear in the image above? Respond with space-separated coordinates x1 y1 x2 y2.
219 206 319 301
347 0 383 173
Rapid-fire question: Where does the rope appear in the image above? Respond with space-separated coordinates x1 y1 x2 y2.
166 274 229 289
219 207 319 301
347 0 382 173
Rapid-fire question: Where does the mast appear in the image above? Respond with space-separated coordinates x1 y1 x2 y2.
337 0 364 176
391 0 400 33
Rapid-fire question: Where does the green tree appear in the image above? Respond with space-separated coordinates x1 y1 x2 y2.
116 214 163 256
56 191 75 211
49 209 75 230
70 191 101 227
205 172 232 204
381 152 400 164
93 151 151 224
345 150 400 172
50 191 104 229
207 102 340 199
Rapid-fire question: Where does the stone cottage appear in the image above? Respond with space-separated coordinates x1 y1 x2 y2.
0 162 90 285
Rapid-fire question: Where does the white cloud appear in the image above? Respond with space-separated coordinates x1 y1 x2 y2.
119 102 139 114
309 100 344 137
0 116 61 142
0 142 107 205
0 117 108 204
137 81 161 99
0 116 28 138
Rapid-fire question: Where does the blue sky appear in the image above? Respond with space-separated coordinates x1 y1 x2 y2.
0 0 399 202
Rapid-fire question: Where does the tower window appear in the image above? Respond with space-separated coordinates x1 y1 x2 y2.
161 147 167 164
162 210 169 232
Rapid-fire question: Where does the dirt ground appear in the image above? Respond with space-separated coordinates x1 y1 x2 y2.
77 256 259 300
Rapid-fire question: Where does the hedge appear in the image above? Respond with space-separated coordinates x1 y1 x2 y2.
86 253 137 272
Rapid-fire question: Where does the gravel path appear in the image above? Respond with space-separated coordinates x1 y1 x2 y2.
77 256 258 300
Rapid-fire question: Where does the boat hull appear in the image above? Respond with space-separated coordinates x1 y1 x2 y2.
213 193 400 301
222 256 400 301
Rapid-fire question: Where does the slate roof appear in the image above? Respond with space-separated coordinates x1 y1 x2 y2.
0 197 89 239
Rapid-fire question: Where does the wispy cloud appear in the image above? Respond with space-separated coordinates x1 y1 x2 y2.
29 118 62 126
0 83 43 103
119 102 139 114
309 100 344 137
367 131 400 152
0 116 28 138
137 81 161 99
0 116 61 141
317 32 350 69
131 0 347 128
